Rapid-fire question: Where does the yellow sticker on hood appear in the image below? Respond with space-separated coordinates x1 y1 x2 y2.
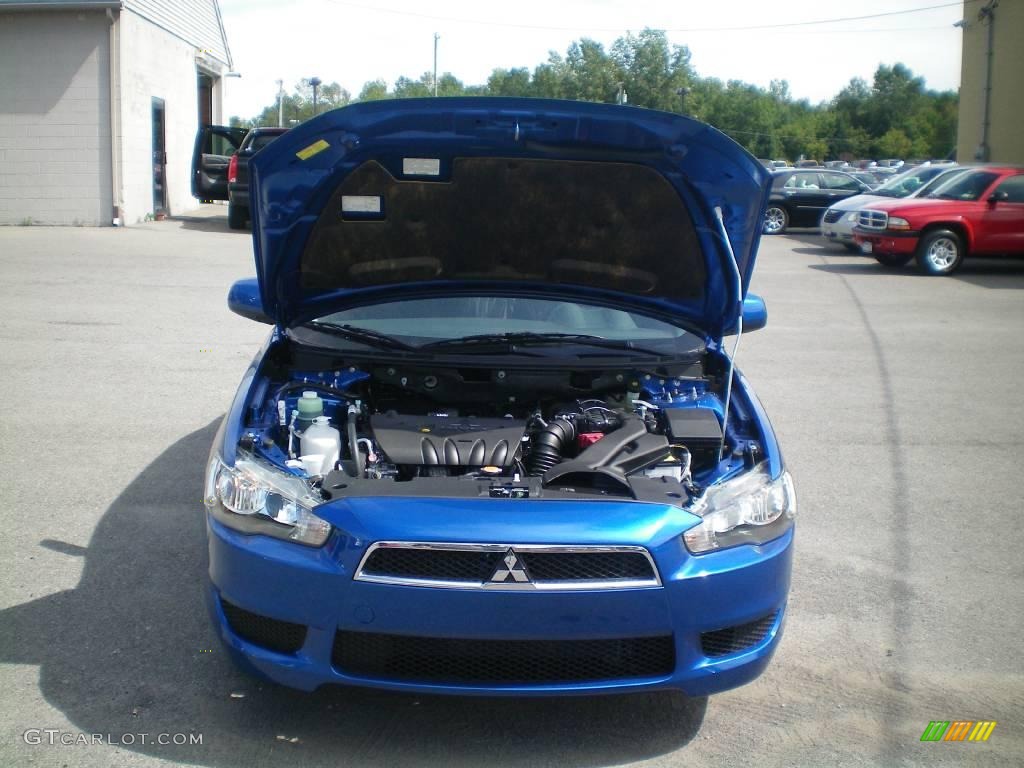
296 139 329 160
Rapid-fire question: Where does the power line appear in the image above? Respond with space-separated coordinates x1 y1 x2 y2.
734 24 952 36
322 0 974 34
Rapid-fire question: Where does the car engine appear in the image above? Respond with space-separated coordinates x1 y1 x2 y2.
238 356 755 504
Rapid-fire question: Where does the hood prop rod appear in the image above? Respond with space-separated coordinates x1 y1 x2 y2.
713 206 742 464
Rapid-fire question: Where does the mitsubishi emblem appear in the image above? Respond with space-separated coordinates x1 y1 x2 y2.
490 548 530 583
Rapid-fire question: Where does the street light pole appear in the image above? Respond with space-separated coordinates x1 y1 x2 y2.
310 76 322 116
675 86 690 115
433 33 440 97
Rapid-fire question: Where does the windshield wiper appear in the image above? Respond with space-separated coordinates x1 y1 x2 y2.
421 332 669 357
304 322 416 351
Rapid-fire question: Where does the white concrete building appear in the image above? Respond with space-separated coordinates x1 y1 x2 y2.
0 0 233 225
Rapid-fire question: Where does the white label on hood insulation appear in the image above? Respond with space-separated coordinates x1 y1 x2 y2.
402 157 441 176
341 195 383 214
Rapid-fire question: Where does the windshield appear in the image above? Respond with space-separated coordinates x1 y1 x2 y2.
922 170 999 201
302 296 699 352
914 168 969 197
248 131 286 151
871 166 952 198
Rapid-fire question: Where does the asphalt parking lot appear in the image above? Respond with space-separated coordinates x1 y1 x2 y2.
1 213 1022 768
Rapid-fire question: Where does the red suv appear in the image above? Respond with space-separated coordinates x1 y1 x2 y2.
853 166 1024 275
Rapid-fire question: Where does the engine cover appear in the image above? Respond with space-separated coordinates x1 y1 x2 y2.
370 413 526 467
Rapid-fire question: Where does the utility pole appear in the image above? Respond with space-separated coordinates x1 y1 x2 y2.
675 86 690 115
276 79 284 127
433 33 440 96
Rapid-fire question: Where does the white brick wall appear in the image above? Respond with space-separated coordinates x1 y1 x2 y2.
0 11 113 226
0 8 227 226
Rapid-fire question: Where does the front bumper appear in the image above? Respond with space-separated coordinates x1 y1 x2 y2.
206 496 793 697
821 220 855 243
853 228 920 256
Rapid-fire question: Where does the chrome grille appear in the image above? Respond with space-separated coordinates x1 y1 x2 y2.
858 210 887 230
355 542 661 590
822 208 843 224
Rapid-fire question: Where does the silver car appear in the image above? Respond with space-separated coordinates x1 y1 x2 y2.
821 165 962 251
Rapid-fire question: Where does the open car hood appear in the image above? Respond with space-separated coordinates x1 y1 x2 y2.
249 98 770 339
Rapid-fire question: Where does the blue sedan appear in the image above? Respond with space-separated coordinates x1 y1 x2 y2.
203 97 795 698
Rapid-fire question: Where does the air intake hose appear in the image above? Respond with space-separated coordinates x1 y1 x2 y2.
527 418 576 476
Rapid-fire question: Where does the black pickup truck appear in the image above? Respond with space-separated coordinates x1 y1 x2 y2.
191 125 289 228
227 127 289 229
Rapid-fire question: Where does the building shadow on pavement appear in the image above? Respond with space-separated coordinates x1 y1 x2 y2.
0 421 706 768
172 214 250 234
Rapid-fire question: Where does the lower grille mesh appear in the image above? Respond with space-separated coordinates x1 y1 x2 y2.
332 631 675 683
221 598 307 654
361 547 504 582
519 551 653 581
700 612 778 657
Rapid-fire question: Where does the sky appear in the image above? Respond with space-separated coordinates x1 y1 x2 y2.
217 0 967 120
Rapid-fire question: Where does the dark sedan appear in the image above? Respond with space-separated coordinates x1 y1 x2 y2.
763 170 871 234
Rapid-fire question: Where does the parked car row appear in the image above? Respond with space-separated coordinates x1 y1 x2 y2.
820 164 967 250
760 158 944 171
762 161 1024 276
851 166 1024 275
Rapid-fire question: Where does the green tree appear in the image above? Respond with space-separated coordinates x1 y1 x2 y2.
357 79 390 102
611 29 694 111
876 128 914 159
531 52 571 99
867 64 926 138
487 67 532 96
562 39 621 102
237 50 956 164
436 72 468 97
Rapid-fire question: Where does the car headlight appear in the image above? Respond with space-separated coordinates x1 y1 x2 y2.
204 453 332 547
887 216 911 231
683 464 795 554
846 211 859 223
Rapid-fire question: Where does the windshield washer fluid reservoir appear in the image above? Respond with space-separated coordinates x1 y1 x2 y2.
300 416 340 476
